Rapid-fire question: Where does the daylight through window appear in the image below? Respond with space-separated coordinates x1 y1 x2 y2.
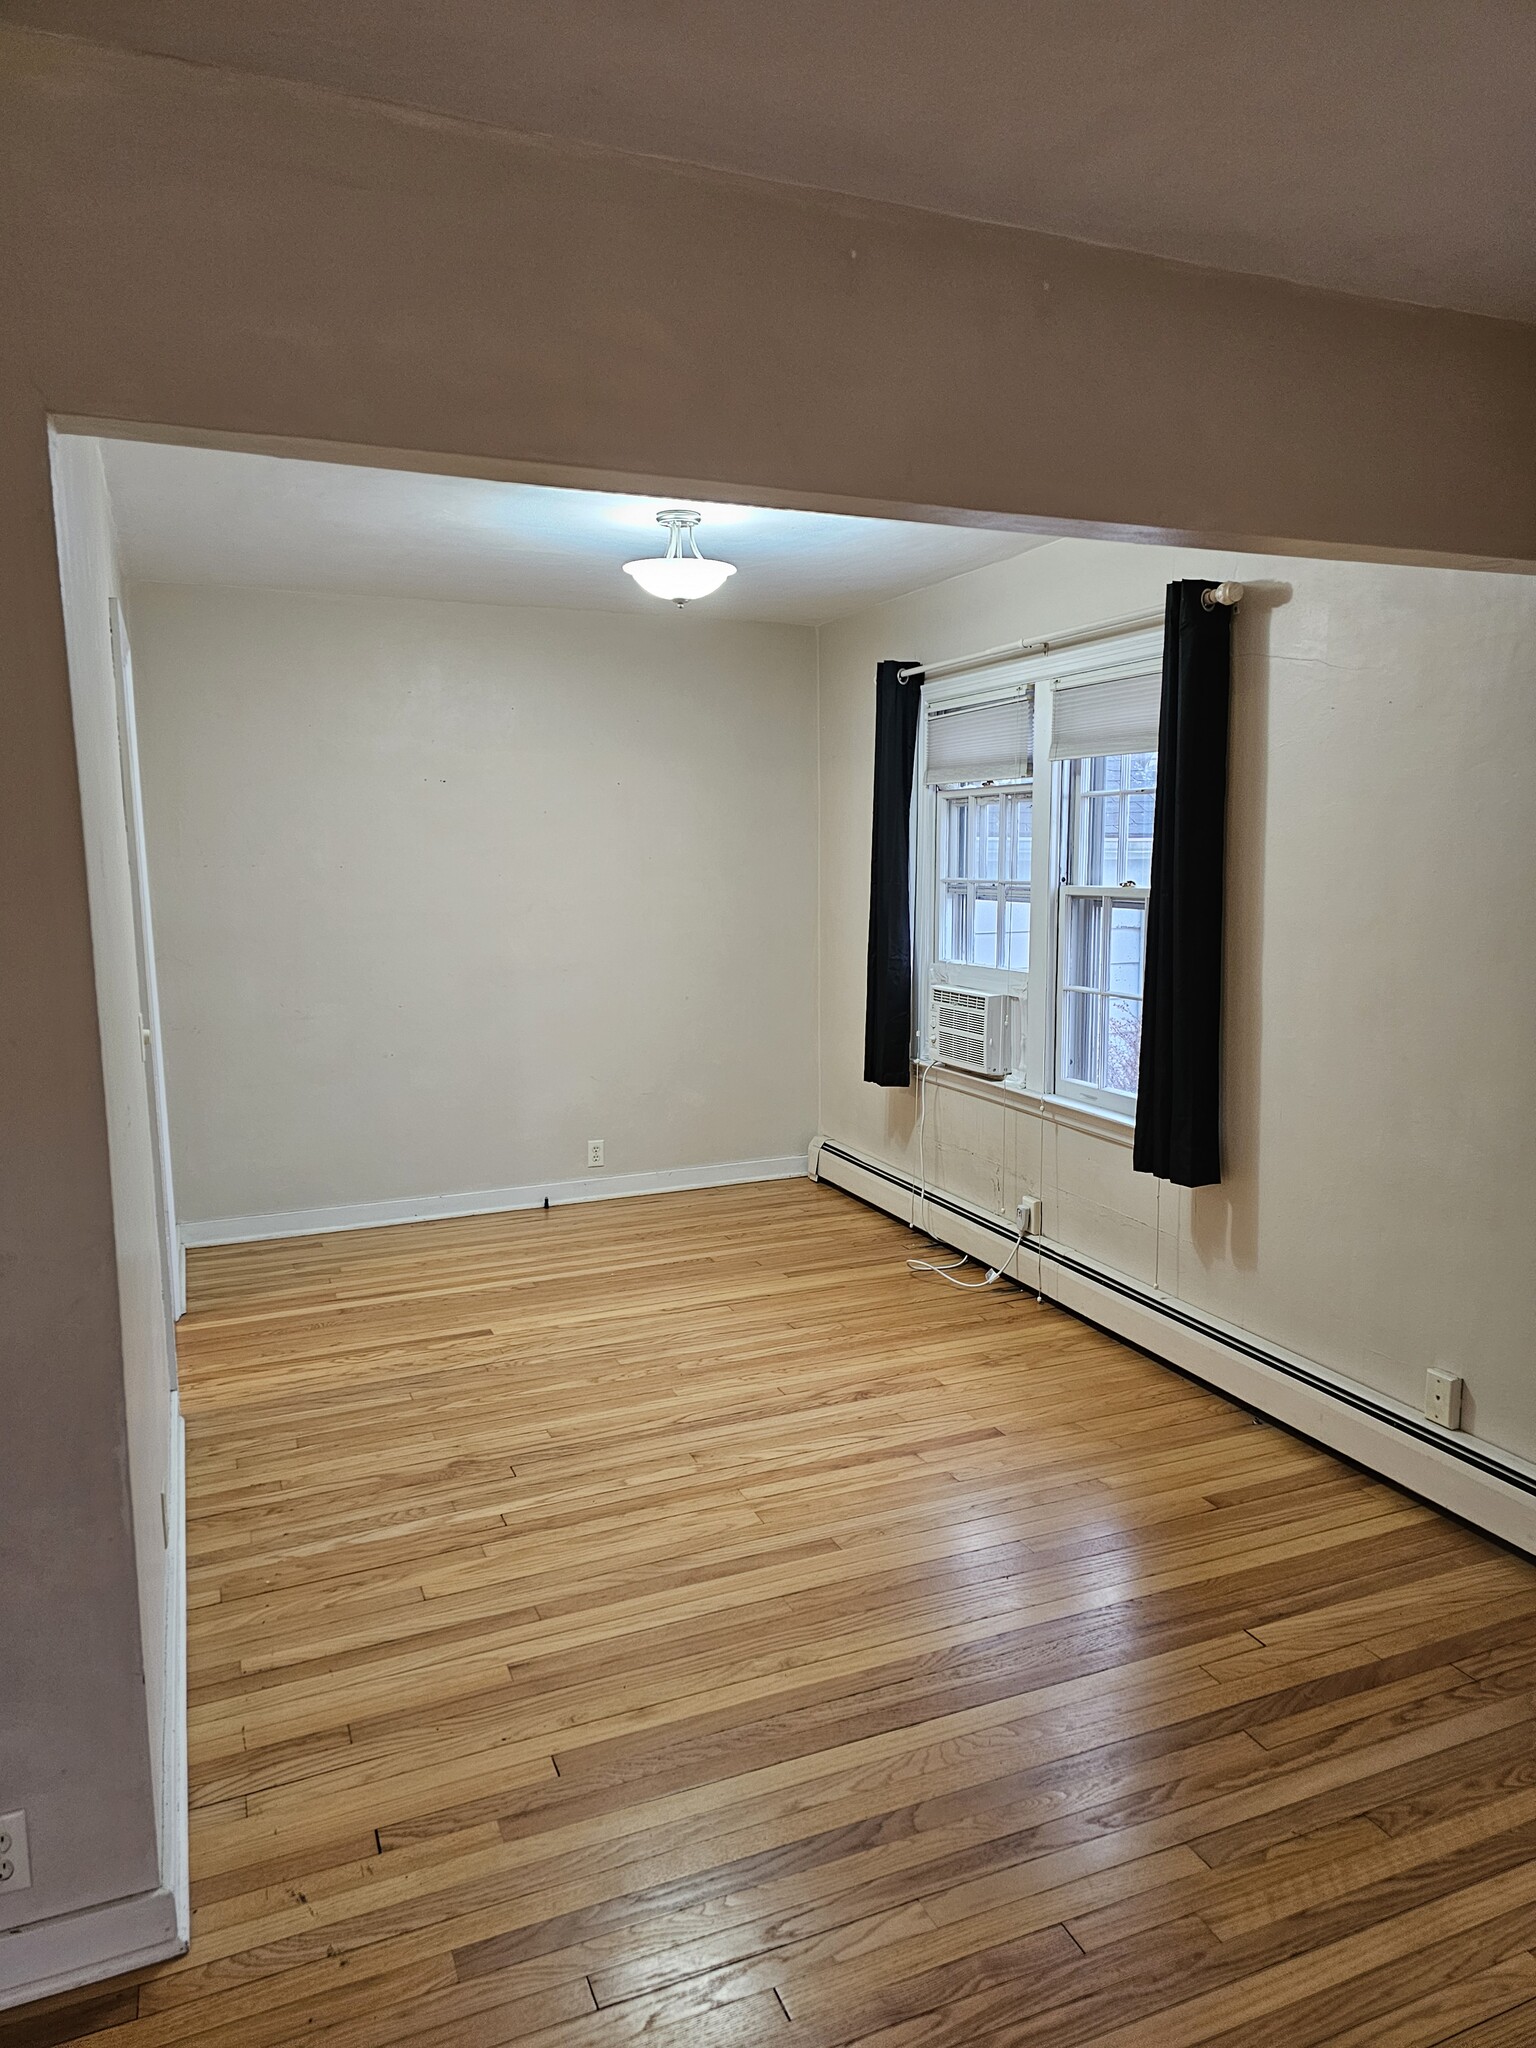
938 785 1032 972
918 651 1161 1112
1057 752 1156 1106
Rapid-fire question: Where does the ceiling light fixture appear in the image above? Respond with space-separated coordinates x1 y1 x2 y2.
623 509 737 606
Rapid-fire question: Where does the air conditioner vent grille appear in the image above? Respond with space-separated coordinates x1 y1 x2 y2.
938 1024 984 1063
926 982 1015 1078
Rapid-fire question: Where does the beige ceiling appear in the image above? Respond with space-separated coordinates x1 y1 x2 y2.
5 0 1533 321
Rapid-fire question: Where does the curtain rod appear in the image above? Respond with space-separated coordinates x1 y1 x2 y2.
897 582 1243 684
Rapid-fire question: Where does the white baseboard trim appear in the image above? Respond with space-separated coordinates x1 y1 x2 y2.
161 1403 188 1945
0 1887 182 2012
810 1134 1536 1558
181 1153 808 1249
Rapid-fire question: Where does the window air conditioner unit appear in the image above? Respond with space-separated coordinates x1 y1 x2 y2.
927 982 1013 1077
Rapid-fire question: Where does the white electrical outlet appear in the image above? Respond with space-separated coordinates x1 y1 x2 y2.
0 1811 32 1892
586 1139 604 1169
1425 1369 1463 1430
1016 1197 1039 1233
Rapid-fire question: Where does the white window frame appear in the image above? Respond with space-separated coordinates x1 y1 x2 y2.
935 783 1033 977
913 674 1036 1081
912 628 1162 1119
1053 752 1156 1116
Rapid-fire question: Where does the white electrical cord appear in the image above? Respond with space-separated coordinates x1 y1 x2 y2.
907 1059 964 1273
906 1058 1027 1289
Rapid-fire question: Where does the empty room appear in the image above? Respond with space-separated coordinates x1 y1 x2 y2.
4 7 1536 2048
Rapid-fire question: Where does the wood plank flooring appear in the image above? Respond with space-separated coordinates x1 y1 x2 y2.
10 1178 1536 2048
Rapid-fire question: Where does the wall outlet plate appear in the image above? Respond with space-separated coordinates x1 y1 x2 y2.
1425 1369 1463 1430
1016 1196 1040 1233
586 1139 604 1168
0 1811 32 1891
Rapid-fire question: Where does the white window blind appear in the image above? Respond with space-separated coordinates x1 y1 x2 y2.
924 689 1033 786
1049 670 1162 761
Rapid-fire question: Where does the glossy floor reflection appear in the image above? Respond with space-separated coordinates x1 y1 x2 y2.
13 1179 1536 2047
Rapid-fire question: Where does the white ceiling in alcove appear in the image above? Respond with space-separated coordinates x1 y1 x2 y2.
99 440 1052 627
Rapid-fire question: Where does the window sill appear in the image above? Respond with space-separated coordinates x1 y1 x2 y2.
919 1060 1137 1146
1005 1081 1137 1145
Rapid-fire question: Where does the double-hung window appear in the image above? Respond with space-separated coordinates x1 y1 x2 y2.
1057 751 1157 1108
917 639 1162 1117
920 688 1033 1065
1047 666 1163 1111
937 786 1031 973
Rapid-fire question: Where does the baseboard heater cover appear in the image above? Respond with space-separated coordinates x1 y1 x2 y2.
810 1135 1536 1555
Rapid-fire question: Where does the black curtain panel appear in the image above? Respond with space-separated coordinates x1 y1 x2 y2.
863 659 923 1086
1134 582 1233 1186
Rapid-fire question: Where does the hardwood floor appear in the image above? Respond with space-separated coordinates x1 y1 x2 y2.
11 1177 1536 2048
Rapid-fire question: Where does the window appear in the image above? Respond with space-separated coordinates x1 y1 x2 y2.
1057 752 1157 1108
915 644 1162 1115
919 686 1033 1065
937 785 1031 972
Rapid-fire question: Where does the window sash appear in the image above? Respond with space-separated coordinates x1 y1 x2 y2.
1055 751 1158 1106
937 786 1032 881
933 784 1031 979
1056 884 1148 1106
1067 755 1157 889
940 882 1032 972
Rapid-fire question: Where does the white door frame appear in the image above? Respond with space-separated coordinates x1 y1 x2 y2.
109 596 185 1331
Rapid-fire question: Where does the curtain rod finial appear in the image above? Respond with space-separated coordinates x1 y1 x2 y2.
1202 582 1244 609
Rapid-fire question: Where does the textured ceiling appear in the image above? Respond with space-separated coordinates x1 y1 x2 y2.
98 441 1048 625
6 0 1534 320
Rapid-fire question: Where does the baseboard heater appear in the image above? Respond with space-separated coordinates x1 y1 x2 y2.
811 1135 1536 1556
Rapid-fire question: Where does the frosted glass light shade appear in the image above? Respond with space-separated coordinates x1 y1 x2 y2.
623 555 736 601
622 509 737 604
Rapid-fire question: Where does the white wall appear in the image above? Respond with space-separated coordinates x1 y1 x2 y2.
129 586 819 1228
817 539 1536 1468
34 438 169 1922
